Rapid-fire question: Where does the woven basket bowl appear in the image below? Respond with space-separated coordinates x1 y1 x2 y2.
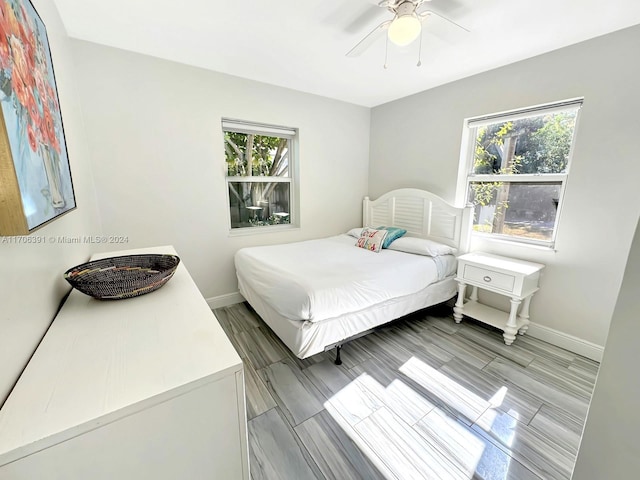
64 254 181 300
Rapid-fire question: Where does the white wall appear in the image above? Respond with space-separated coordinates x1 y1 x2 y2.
0 0 102 405
70 41 370 303
369 25 640 353
571 219 640 478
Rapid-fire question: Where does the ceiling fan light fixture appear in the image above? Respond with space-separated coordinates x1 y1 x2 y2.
387 13 421 46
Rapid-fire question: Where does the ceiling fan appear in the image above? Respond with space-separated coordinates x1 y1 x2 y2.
346 0 469 59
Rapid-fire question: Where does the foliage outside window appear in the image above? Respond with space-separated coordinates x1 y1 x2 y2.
464 100 582 247
223 120 296 230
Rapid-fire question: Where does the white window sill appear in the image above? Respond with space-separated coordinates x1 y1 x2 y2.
471 232 558 253
228 224 300 237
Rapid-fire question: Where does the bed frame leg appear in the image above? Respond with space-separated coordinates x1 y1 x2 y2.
334 345 342 365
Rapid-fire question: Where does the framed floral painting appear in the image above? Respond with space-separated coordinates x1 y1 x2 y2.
0 0 75 236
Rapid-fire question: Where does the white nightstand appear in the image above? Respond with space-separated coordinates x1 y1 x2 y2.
453 252 545 345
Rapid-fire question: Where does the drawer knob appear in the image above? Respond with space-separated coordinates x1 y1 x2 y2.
483 276 492 282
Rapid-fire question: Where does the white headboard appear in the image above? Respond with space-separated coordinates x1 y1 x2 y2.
363 188 473 253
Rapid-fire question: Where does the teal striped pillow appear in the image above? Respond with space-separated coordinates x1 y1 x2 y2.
376 226 407 248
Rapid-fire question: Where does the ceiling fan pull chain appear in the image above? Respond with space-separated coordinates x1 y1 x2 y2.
417 26 423 67
384 34 389 69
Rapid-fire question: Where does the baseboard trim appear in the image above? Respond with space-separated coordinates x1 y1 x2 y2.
527 322 604 362
206 292 245 310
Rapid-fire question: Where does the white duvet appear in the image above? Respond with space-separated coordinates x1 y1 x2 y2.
235 234 455 323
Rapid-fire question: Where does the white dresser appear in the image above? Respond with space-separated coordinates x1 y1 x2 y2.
0 246 249 479
453 252 545 345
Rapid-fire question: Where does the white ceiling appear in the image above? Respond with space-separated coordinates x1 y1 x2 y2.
52 0 640 107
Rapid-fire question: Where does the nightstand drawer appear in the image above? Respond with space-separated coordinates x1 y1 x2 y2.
463 264 515 292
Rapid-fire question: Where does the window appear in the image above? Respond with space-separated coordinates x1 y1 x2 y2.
460 99 582 247
223 119 297 231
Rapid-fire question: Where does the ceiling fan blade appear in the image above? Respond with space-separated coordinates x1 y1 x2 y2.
365 0 420 9
381 0 432 9
346 20 392 57
344 5 388 34
419 10 470 32
367 0 392 8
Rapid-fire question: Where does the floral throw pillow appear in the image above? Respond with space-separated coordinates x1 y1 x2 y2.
355 227 389 253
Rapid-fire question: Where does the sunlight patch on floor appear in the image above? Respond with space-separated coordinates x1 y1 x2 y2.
399 356 491 422
489 385 508 407
324 389 396 480
415 408 486 477
476 408 519 448
319 356 524 479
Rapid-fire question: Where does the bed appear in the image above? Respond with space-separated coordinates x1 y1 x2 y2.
235 188 473 363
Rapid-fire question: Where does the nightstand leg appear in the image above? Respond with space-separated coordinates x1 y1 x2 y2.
517 294 533 335
453 282 466 323
470 286 479 302
503 297 522 345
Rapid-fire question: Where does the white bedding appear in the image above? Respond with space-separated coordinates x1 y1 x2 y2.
235 234 456 324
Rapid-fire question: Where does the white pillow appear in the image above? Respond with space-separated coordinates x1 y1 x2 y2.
346 227 363 238
387 236 457 257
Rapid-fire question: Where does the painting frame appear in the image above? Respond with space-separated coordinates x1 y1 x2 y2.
0 0 75 236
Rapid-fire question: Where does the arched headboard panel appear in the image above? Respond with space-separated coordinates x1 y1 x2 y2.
363 189 473 253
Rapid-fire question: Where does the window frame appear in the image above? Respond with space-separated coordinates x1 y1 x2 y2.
457 99 583 249
222 118 299 234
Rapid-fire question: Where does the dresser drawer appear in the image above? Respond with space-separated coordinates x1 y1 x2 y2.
462 264 516 293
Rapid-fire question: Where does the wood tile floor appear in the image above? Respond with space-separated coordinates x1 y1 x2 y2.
214 303 599 480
